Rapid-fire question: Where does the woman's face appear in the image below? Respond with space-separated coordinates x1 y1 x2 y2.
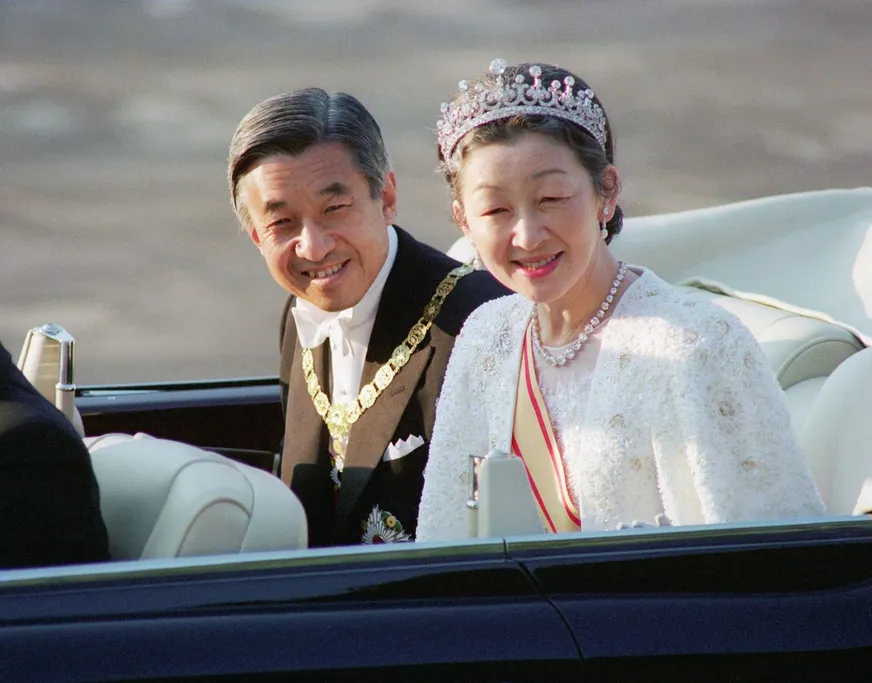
454 132 617 307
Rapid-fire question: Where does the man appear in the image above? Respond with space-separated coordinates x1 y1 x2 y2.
228 89 507 546
0 340 110 568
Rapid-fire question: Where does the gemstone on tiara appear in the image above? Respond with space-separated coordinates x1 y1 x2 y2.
489 58 507 75
436 59 608 159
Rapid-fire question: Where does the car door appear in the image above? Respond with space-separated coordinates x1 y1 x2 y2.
0 541 582 683
508 518 872 681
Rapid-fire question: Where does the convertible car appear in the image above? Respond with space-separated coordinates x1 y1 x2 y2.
2 189 871 682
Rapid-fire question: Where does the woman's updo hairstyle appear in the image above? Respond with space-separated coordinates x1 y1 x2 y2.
438 62 623 244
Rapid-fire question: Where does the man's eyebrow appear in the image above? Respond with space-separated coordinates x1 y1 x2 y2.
318 182 352 197
263 199 287 215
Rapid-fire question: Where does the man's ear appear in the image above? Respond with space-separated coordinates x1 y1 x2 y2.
247 224 263 253
452 200 471 239
381 171 398 222
247 223 261 246
236 188 264 252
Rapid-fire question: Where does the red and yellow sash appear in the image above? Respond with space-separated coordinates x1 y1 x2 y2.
511 325 581 533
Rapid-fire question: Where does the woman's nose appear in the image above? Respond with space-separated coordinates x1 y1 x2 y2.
512 210 548 250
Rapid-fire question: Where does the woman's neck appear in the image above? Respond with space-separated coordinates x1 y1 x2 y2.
537 249 627 346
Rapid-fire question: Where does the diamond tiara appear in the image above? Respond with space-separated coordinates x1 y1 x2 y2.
436 58 608 160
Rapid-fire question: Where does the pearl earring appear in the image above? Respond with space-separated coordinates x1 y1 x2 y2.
601 206 609 240
471 244 482 270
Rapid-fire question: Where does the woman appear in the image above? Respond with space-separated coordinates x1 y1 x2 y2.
416 59 824 540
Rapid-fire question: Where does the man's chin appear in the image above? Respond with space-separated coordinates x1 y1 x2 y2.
299 286 366 313
310 298 357 313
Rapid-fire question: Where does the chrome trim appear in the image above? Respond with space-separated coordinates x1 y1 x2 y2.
0 537 508 589
467 453 482 510
503 515 872 554
16 328 34 370
76 383 281 413
1 518 866 589
19 324 77 418
35 323 76 385
77 376 279 395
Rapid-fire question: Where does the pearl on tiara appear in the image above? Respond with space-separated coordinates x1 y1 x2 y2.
436 58 608 160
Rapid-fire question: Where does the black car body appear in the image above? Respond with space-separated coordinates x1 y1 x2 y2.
1 376 870 683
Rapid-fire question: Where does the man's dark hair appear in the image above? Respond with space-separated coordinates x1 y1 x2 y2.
228 88 390 231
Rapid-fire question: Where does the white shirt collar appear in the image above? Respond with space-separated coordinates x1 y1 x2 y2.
292 225 399 352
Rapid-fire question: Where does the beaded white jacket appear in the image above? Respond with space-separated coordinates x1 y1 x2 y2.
416 269 825 541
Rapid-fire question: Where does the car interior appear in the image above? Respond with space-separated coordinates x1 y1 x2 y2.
13 188 872 562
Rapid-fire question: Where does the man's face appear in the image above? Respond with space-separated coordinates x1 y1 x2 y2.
240 143 396 312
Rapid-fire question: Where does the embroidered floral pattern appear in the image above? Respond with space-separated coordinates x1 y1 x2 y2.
361 506 411 544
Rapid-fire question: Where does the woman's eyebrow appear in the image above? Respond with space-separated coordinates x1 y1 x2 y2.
530 168 568 180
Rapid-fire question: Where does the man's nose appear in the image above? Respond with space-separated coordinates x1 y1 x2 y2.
296 223 334 263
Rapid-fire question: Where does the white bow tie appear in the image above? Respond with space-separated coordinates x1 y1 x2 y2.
291 306 356 356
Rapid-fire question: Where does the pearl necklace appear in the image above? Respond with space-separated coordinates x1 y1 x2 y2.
531 261 628 367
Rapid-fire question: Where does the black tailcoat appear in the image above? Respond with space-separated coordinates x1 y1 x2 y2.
278 227 508 545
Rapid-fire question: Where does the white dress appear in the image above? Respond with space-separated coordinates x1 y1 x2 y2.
533 325 605 511
416 269 825 541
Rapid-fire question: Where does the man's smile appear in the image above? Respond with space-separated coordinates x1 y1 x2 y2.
303 260 349 281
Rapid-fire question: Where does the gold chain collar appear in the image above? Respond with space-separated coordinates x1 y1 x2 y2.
302 263 473 458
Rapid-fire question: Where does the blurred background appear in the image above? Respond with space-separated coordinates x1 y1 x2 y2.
2 0 870 382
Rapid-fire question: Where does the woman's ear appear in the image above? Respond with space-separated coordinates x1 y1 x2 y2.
452 200 471 239
601 165 622 216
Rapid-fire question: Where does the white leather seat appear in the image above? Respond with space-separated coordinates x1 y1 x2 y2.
446 236 476 265
796 348 872 515
86 434 307 560
611 188 872 344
